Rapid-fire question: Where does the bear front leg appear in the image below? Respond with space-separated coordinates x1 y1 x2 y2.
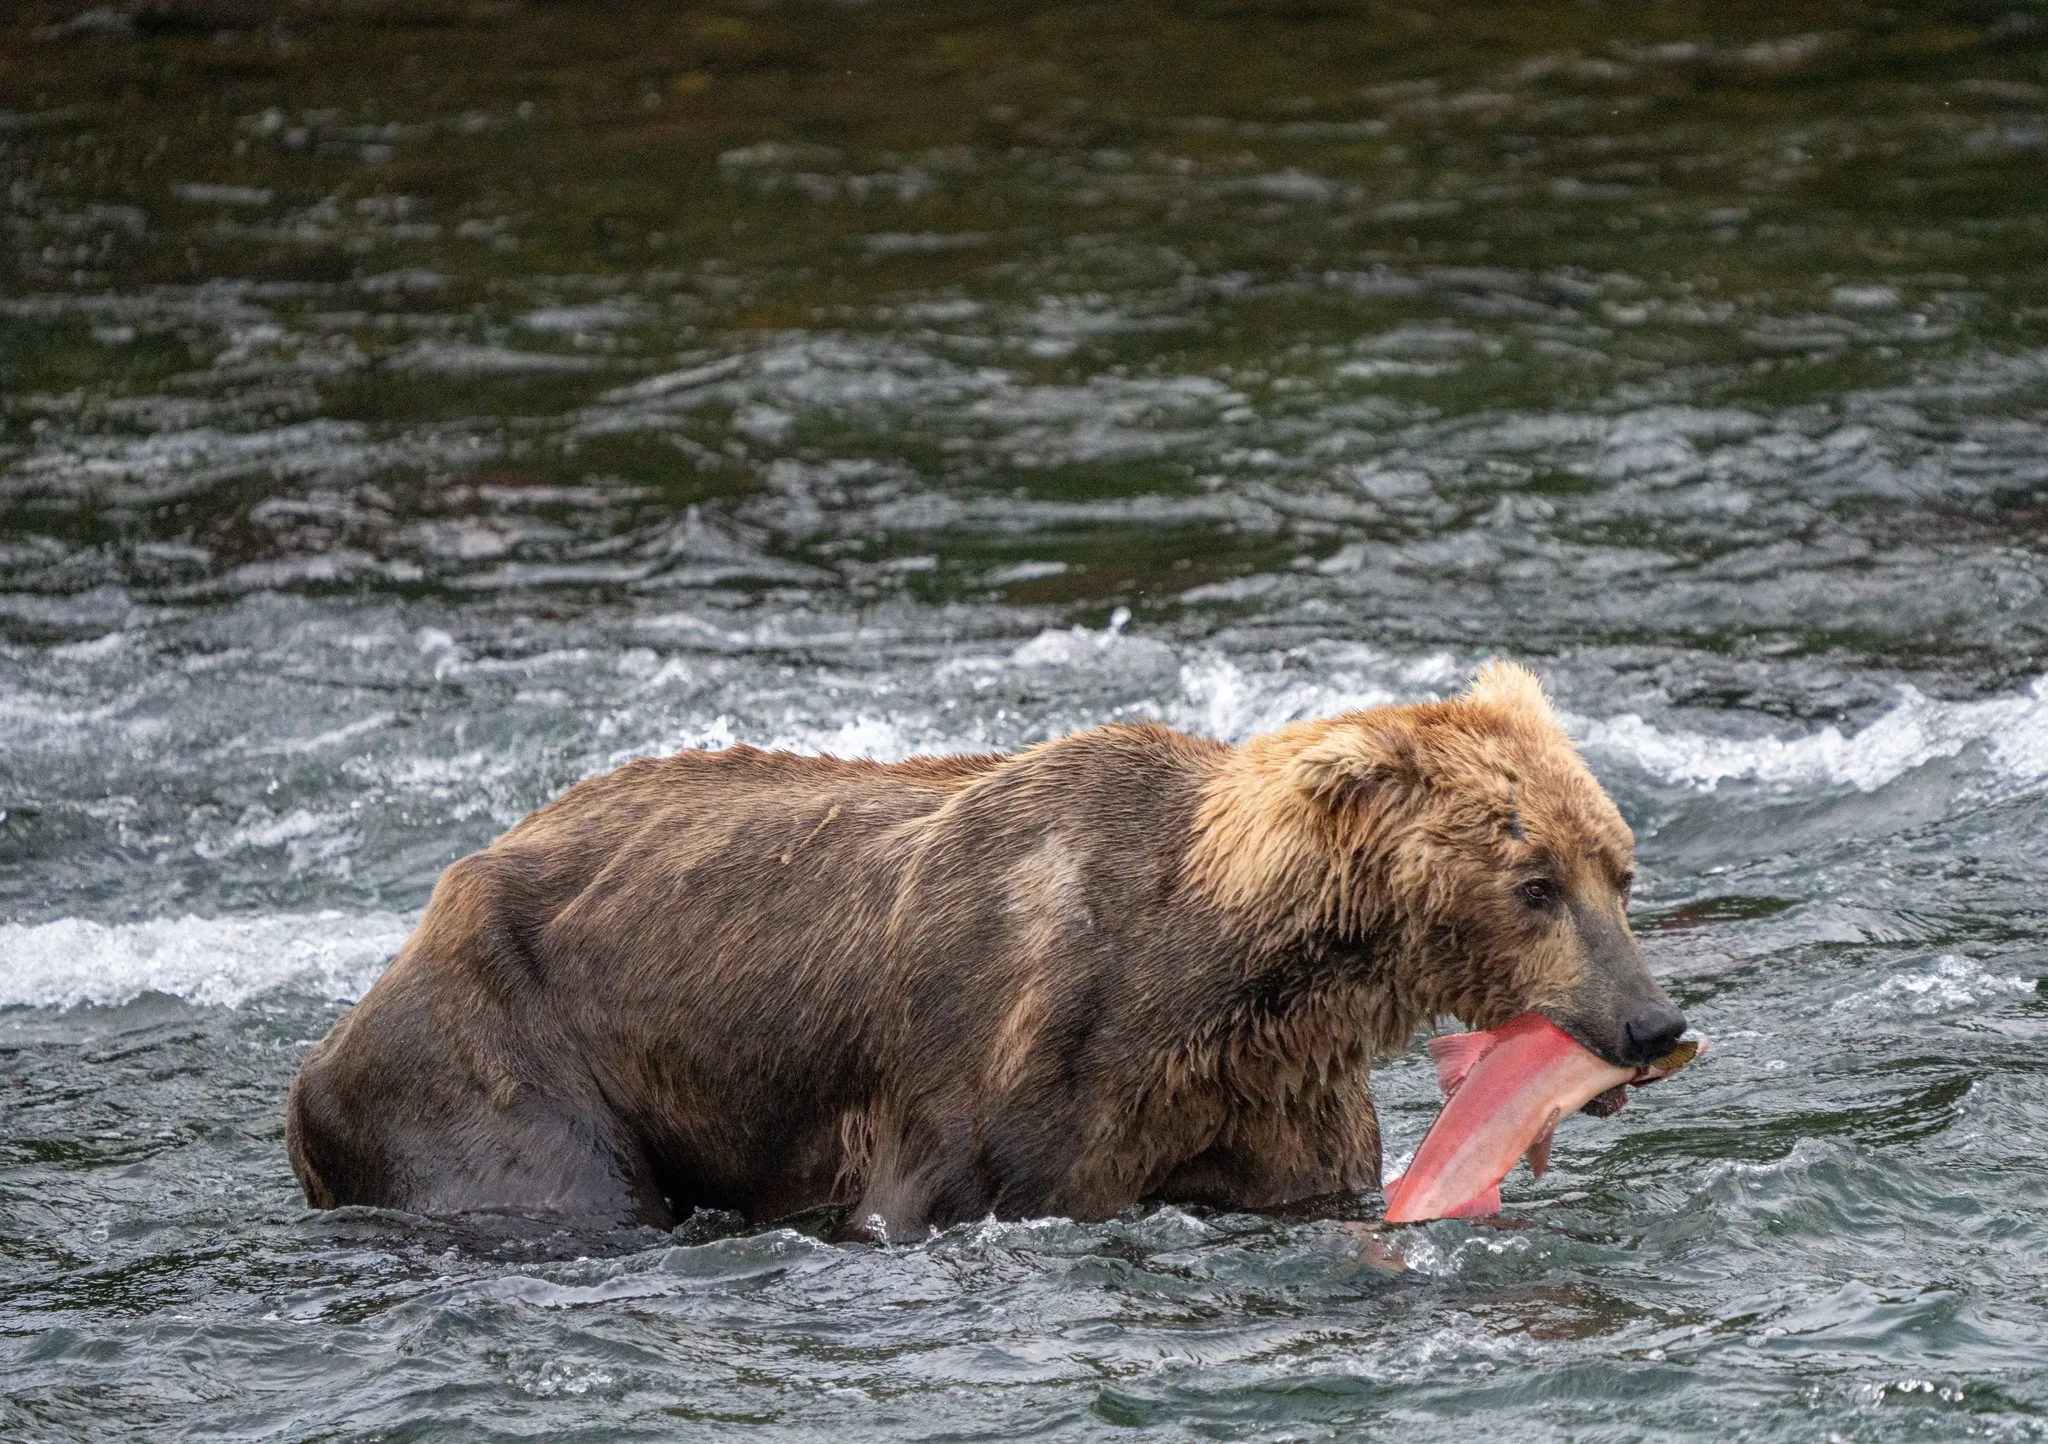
840 1113 991 1241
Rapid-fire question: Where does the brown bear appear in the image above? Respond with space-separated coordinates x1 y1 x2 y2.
286 661 1684 1237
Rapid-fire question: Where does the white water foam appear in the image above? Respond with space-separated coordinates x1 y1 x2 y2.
585 630 2048 798
0 910 411 1010
1576 675 2048 793
1831 954 2036 1019
1170 650 1459 741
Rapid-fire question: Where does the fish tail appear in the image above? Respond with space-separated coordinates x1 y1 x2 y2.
1440 1184 1502 1220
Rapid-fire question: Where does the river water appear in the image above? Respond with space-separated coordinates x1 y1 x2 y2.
4 2 2047 1438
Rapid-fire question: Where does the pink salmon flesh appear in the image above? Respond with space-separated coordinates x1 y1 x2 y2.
1380 1012 1704 1224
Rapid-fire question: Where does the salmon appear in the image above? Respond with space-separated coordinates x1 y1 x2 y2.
1380 1012 1703 1224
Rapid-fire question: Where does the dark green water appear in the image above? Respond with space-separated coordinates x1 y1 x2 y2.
4 2 2048 1438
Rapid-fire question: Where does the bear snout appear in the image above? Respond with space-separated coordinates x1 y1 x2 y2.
1620 1000 1688 1067
1549 898 1687 1068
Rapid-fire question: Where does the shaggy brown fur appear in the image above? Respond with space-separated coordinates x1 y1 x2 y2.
286 662 1683 1235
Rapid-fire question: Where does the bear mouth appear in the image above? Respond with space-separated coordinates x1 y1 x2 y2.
1580 1084 1629 1117
1580 1036 1705 1116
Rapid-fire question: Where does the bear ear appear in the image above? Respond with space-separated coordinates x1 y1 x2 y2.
1464 659 1555 722
1287 721 1428 812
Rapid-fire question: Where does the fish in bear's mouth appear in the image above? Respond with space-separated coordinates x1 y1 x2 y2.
1381 1015 1705 1224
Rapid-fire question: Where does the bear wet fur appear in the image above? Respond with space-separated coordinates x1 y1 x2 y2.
286 662 1683 1236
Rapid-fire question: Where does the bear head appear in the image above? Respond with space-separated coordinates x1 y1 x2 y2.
1187 660 1685 1067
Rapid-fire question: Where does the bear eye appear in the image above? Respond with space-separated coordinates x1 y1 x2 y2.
1617 870 1635 899
1519 877 1561 910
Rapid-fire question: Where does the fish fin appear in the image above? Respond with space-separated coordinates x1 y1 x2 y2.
1441 1184 1502 1220
1425 1031 1497 1100
1525 1128 1553 1180
1380 1173 1406 1210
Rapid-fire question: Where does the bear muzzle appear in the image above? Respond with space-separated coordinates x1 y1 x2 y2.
1543 898 1689 1070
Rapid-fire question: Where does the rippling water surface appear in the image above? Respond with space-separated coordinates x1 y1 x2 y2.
4 2 2048 1438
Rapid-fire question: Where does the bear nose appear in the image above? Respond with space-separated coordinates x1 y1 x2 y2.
1622 1002 1687 1066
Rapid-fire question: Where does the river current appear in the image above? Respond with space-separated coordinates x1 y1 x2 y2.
3 2 2047 1439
